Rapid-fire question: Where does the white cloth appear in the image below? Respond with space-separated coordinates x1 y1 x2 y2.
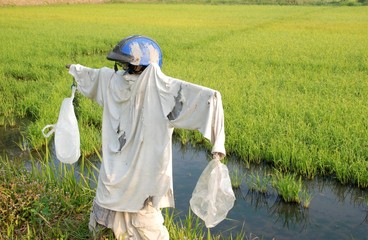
69 63 226 212
89 200 169 240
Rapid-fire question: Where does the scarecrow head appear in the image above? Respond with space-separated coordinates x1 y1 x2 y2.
107 35 163 73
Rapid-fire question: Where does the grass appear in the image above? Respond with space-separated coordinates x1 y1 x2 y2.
245 172 271 194
272 171 302 203
270 170 312 208
230 168 245 189
0 154 93 239
300 189 312 208
110 0 367 5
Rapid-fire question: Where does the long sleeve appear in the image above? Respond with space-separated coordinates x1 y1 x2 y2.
68 64 110 106
160 76 226 156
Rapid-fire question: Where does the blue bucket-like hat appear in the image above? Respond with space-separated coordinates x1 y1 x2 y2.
107 35 163 68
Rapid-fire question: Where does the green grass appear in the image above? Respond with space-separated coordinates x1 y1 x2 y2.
246 171 271 194
300 189 312 208
0 154 93 239
110 0 367 5
0 4 368 190
230 167 245 189
272 171 302 203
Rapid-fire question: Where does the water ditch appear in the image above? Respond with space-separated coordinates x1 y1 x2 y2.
1 125 367 239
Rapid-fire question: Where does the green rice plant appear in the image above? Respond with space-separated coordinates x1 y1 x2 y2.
300 189 312 209
333 158 351 185
164 208 247 239
6 117 16 127
245 172 271 194
272 171 302 204
13 132 30 153
348 159 368 188
164 209 206 239
230 168 245 189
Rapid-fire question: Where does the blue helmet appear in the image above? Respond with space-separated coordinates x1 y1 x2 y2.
107 35 163 68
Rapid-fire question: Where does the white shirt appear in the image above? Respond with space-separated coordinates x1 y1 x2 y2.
69 63 226 212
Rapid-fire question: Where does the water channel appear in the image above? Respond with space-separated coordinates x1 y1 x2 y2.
1 125 367 239
171 143 367 239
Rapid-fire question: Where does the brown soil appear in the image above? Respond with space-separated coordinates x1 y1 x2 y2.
0 0 107 6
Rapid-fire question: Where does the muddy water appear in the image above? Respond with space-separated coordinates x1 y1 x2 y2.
1 126 367 239
0 125 27 158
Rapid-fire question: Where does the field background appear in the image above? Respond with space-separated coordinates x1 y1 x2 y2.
1 0 367 6
0 0 105 6
0 3 368 189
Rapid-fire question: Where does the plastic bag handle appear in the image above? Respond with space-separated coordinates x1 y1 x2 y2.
71 85 77 99
42 124 56 138
42 87 76 138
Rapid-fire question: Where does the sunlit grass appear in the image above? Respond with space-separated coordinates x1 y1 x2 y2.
272 171 302 203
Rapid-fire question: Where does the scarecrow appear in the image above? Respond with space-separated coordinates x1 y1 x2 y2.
66 35 226 239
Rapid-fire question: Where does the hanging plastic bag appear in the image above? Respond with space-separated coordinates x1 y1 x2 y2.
42 86 80 164
190 158 235 228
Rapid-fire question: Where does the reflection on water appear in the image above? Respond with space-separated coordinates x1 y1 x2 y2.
1 125 367 239
269 200 310 231
0 125 25 157
235 189 310 231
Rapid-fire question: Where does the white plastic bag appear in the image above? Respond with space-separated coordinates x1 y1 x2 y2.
190 158 235 228
42 86 80 164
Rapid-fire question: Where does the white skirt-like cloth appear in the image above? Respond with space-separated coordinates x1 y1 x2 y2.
89 199 170 240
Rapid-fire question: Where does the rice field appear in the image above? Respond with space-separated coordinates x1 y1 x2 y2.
0 2 368 191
